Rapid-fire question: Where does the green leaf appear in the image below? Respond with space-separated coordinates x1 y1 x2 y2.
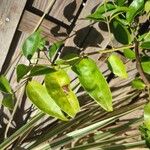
123 48 135 60
126 0 144 24
111 19 132 44
26 81 67 121
0 75 12 94
49 41 63 59
131 78 145 90
140 41 150 49
144 103 150 130
16 64 31 82
72 57 112 112
29 65 55 77
86 2 115 21
141 56 150 74
2 94 14 110
138 32 150 42
22 30 44 60
145 0 150 14
114 0 126 6
108 54 128 78
45 70 80 117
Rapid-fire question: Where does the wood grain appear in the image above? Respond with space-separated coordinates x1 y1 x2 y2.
18 10 68 43
32 0 83 25
0 0 27 71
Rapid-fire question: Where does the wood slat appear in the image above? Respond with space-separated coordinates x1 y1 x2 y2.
32 0 83 25
0 0 27 71
18 10 68 43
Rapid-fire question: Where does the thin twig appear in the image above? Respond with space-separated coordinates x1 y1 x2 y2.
85 45 134 56
134 39 150 86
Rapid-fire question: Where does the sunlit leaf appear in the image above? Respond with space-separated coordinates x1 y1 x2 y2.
26 81 67 121
145 1 150 14
86 2 115 21
49 41 63 59
2 94 14 110
72 57 112 112
0 75 12 94
22 30 45 60
141 56 150 74
16 64 31 82
123 48 135 60
131 78 145 90
45 70 80 117
144 103 150 130
126 0 144 23
108 54 128 78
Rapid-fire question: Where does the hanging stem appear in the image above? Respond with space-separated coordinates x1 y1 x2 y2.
134 39 149 86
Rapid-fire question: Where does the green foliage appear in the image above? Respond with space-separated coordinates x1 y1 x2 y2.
22 30 45 60
49 41 63 59
72 57 112 112
140 41 150 49
126 0 145 24
123 48 135 60
45 69 80 117
86 2 115 21
114 0 127 6
0 75 12 94
108 54 128 78
2 94 14 110
26 81 67 121
141 56 150 74
131 78 146 90
145 0 150 15
16 64 31 82
110 19 131 44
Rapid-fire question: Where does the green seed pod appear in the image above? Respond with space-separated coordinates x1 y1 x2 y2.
45 69 80 117
72 57 113 112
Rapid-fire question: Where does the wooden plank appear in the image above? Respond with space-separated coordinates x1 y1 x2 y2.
18 10 68 43
62 0 111 61
0 0 27 71
32 0 83 25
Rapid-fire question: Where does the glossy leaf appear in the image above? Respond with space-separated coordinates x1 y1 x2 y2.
16 64 31 82
22 30 44 60
29 65 55 77
126 0 144 24
108 54 128 78
123 48 135 60
131 78 145 90
144 103 150 130
72 57 112 112
140 41 150 49
86 3 115 21
49 41 63 59
2 94 14 110
45 70 80 117
111 19 131 44
26 81 67 121
0 75 12 94
141 56 150 74
114 0 126 6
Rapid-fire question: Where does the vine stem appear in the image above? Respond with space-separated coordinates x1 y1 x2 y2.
4 0 56 139
134 39 150 102
85 45 134 56
134 39 149 86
